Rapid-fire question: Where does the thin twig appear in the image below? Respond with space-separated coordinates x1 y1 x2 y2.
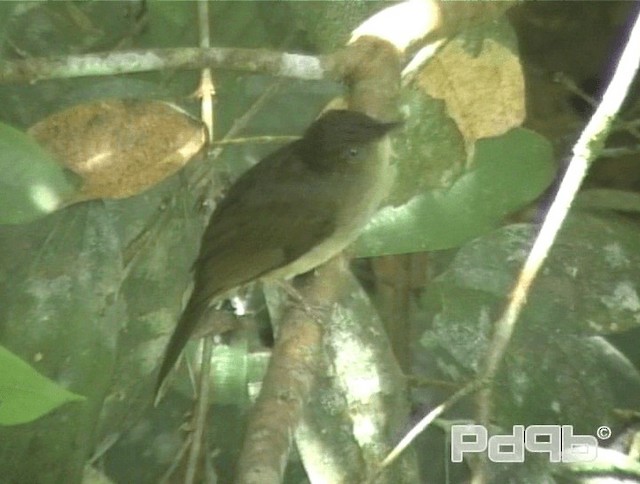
196 0 216 141
369 378 486 483
554 71 640 140
210 135 299 146
190 79 285 194
599 144 640 158
185 3 216 483
185 337 214 484
158 434 193 484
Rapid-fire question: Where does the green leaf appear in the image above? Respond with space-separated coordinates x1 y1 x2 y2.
433 214 640 336
354 128 555 256
418 213 640 433
0 2 15 46
141 1 197 48
0 122 81 225
0 345 85 426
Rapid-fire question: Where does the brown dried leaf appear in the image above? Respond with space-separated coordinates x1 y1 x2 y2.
28 99 207 200
418 37 525 143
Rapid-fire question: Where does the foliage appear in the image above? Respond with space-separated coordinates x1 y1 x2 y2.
0 345 85 425
355 127 554 254
0 1 639 483
0 121 80 224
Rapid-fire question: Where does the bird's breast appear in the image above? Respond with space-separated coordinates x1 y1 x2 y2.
264 138 394 281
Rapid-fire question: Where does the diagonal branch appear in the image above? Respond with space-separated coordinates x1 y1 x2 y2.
475 4 640 472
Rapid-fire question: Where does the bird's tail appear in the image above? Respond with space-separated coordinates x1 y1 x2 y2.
153 296 209 401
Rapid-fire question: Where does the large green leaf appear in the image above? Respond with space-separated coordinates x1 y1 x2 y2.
418 213 640 434
432 213 640 336
354 128 555 255
0 202 125 483
0 345 85 426
0 122 80 224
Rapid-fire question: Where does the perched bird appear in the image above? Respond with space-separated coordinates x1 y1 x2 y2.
155 109 399 396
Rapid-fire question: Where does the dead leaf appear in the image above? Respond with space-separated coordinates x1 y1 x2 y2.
418 37 525 144
28 99 207 200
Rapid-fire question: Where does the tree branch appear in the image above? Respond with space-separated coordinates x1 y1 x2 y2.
474 7 640 482
0 47 327 84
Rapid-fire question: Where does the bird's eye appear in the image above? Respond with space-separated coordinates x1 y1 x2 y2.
348 147 359 157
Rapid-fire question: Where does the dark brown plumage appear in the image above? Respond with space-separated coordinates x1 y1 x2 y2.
155 110 398 397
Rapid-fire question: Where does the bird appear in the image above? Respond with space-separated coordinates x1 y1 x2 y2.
154 109 399 397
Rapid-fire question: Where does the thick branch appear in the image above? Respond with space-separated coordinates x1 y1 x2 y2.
234 259 343 484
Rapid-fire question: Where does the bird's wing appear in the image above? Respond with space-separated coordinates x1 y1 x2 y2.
190 143 339 307
192 198 336 307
